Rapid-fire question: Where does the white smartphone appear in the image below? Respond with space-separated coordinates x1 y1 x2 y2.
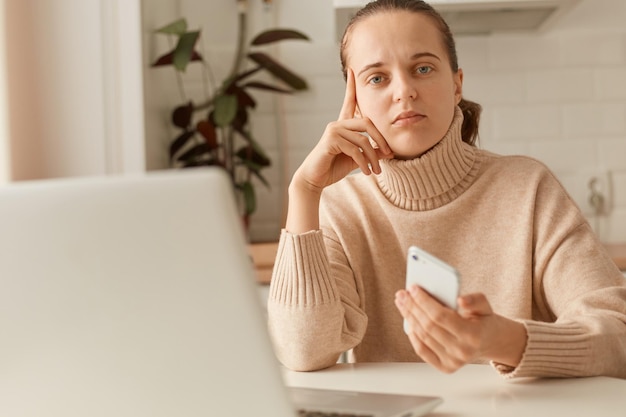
404 246 461 333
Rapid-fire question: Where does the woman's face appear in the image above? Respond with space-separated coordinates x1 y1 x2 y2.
346 11 463 160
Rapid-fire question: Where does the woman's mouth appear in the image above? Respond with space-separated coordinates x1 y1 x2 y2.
392 111 425 126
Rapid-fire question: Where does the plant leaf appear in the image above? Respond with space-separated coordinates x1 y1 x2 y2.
233 66 262 83
155 18 188 35
172 102 194 129
238 181 256 215
236 157 271 189
250 29 310 45
226 85 257 109
247 52 308 91
251 138 271 164
151 49 203 68
196 120 218 149
169 130 195 160
234 126 253 143
236 133 271 165
242 81 293 94
176 143 211 163
174 31 202 71
249 167 271 189
151 51 174 67
236 145 271 167
232 108 249 133
182 158 219 168
213 94 238 127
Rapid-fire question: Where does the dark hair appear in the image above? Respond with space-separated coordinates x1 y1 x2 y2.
339 0 481 146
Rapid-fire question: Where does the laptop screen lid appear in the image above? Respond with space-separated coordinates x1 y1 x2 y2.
0 168 295 417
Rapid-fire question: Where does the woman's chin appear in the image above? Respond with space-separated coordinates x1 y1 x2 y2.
391 139 442 160
391 147 430 160
386 136 440 161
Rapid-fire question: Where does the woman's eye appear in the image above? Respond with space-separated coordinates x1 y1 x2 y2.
416 66 432 74
368 75 383 85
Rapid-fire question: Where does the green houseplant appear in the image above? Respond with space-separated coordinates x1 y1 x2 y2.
151 4 310 229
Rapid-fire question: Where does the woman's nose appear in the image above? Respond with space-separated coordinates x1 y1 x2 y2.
392 75 417 102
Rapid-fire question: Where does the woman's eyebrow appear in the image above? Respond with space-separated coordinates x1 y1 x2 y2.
357 52 442 77
357 62 383 77
411 52 441 62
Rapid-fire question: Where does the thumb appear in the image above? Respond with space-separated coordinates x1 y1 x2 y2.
458 293 493 317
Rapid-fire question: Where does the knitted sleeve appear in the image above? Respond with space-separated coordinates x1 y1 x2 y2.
494 170 626 379
267 229 367 371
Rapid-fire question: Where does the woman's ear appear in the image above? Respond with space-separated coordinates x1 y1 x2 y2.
454 69 464 105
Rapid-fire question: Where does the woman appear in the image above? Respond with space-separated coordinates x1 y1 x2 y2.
267 0 626 379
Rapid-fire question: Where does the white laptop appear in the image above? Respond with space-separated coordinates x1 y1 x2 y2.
0 167 442 417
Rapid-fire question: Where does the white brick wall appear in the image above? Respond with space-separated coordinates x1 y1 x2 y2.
452 4 626 244
144 0 626 244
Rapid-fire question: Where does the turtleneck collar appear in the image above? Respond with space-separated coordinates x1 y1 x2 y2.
376 106 481 211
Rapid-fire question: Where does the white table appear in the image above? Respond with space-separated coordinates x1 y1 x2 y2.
283 362 626 416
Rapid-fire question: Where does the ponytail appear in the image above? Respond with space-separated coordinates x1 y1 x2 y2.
458 98 482 146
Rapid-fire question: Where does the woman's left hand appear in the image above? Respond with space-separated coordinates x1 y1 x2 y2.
395 286 527 373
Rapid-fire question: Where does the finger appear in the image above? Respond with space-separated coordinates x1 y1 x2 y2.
395 291 444 352
405 310 449 358
335 76 392 156
458 293 493 318
406 328 464 373
332 135 375 175
395 291 452 371
408 284 457 316
406 327 444 369
330 125 386 174
338 68 357 121
340 115 392 156
361 120 392 156
396 290 450 352
346 132 384 174
409 287 485 366
407 286 461 341
336 119 392 168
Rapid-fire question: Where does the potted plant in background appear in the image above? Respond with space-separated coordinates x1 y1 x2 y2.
151 1 310 231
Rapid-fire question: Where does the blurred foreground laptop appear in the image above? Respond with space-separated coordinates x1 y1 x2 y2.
0 168 442 417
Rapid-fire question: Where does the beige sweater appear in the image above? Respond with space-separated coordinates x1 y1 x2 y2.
268 109 626 379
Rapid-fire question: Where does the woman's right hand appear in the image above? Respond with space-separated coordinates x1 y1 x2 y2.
291 68 393 194
285 69 392 234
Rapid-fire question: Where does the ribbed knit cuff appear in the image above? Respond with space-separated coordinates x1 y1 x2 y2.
269 229 339 306
493 320 590 379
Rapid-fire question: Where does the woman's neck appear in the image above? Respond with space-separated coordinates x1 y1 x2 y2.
376 107 481 211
